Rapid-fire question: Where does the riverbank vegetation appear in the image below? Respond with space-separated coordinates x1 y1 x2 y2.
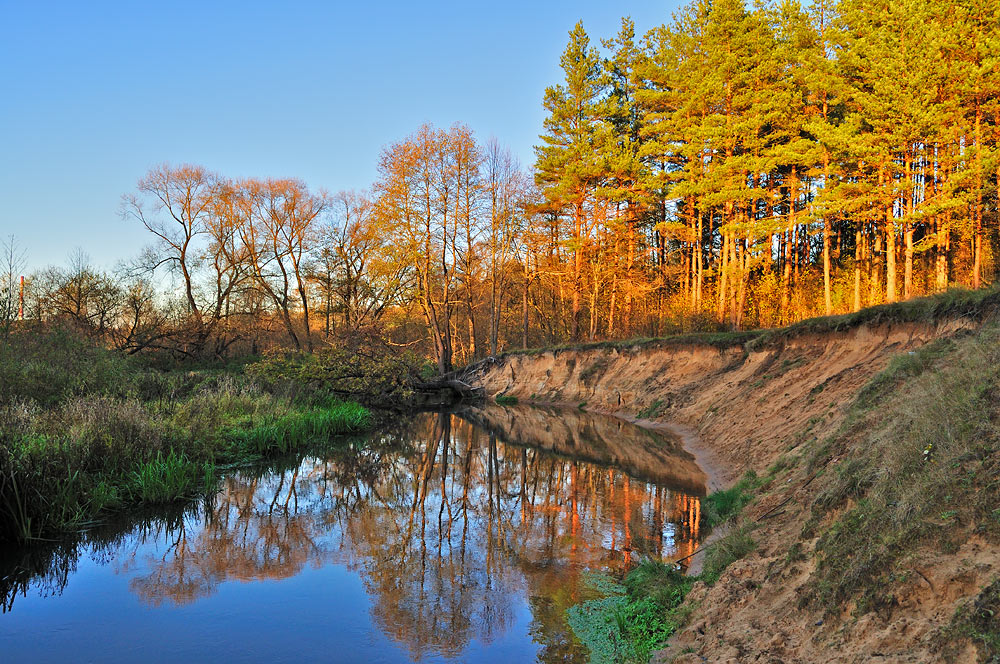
568 473 762 663
585 317 1000 661
0 326 373 544
803 322 1000 640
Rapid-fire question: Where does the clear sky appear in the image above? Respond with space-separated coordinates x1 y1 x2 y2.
1 1 682 271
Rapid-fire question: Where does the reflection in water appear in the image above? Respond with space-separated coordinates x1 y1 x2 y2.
1 407 705 663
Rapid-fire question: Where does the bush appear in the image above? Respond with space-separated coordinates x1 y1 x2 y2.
246 346 416 407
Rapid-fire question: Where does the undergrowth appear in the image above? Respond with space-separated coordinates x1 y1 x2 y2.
568 565 695 664
0 327 375 544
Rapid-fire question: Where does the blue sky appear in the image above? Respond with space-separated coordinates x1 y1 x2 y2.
1 1 681 271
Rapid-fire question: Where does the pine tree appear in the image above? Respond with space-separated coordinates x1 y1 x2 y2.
535 21 612 340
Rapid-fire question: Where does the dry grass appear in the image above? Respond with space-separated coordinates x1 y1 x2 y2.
805 322 1000 620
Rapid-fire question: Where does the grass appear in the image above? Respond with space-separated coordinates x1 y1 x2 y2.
568 565 695 664
495 394 519 405
701 524 758 585
128 451 213 504
568 473 764 663
0 327 375 544
801 323 1000 618
637 399 664 419
701 470 761 528
225 402 372 456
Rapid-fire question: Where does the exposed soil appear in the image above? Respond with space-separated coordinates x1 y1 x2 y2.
469 318 996 663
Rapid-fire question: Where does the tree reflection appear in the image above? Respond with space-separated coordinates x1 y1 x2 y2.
2 408 705 662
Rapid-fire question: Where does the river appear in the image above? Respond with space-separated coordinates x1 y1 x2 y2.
0 405 706 663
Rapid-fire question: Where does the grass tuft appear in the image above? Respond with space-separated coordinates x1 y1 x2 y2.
701 470 761 528
226 402 372 456
128 451 211 504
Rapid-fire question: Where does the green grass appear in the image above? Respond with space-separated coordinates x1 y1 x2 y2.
128 451 213 504
568 475 764 663
225 402 372 456
495 394 519 405
637 400 665 419
701 470 761 528
701 524 757 585
568 565 695 664
0 327 376 544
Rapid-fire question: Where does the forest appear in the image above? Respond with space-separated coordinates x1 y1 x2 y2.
2 0 999 374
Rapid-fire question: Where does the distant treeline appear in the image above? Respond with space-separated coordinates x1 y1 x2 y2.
1 0 998 372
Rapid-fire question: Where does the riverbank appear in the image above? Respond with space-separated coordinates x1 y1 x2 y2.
470 289 1000 662
0 328 374 544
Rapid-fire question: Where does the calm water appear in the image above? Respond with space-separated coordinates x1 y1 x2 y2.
0 406 706 663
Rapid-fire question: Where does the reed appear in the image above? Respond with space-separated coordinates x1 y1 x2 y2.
226 402 372 456
127 451 212 504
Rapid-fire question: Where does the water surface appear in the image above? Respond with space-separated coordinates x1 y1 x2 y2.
0 406 706 663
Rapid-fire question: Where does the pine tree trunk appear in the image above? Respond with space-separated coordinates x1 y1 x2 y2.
522 269 530 350
904 152 914 299
973 103 983 290
717 227 729 323
886 207 897 304
823 155 833 316
871 232 882 306
696 209 704 311
854 226 862 312
572 202 583 340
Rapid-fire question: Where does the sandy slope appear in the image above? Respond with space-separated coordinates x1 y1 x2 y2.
469 318 990 663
